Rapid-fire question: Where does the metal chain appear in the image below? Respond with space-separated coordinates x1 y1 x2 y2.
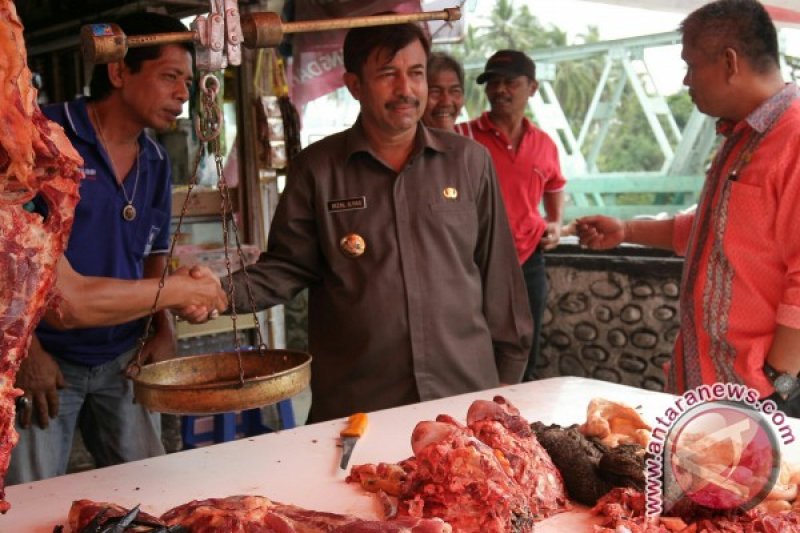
202 72 272 384
204 74 270 355
127 107 208 378
195 73 245 386
129 71 270 383
226 187 270 354
196 74 267 354
195 74 223 143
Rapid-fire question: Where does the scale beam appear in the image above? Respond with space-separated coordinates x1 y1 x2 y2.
80 7 462 66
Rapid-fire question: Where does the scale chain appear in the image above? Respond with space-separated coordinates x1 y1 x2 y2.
195 73 270 353
202 71 270 384
127 111 208 378
195 72 245 385
129 71 269 384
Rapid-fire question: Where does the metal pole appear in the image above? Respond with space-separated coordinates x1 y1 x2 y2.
126 31 197 48
107 8 461 51
281 8 461 35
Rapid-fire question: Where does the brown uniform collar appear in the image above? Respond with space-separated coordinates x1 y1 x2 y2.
344 117 449 167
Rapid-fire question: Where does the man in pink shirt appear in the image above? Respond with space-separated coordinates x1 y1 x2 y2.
457 50 566 381
577 0 800 415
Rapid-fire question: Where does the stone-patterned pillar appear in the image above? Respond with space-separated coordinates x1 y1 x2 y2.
535 244 682 392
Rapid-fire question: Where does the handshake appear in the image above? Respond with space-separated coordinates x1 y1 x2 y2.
165 265 229 324
46 258 233 331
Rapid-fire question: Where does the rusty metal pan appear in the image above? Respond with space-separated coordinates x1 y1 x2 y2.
131 349 311 415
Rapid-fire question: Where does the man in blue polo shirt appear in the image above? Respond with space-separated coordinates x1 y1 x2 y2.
8 12 194 483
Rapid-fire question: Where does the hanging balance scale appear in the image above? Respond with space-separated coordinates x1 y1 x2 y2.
80 4 462 415
127 71 311 415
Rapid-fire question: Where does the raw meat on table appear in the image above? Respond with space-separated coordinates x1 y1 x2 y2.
68 495 452 532
349 396 568 532
68 499 168 532
466 397 568 518
532 421 646 506
592 487 800 532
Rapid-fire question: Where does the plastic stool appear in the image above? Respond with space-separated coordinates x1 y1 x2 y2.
180 399 296 450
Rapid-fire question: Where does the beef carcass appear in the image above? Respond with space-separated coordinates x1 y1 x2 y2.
160 495 342 532
345 461 415 498
592 487 800 533
405 419 535 532
349 397 568 532
0 0 83 512
531 422 612 506
532 421 646 506
466 397 568 518
108 495 451 533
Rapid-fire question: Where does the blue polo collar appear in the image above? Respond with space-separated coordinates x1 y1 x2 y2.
61 97 166 161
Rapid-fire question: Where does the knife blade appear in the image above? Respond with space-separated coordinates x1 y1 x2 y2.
339 412 368 470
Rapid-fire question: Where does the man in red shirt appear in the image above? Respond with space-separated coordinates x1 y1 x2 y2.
577 0 800 415
457 50 566 381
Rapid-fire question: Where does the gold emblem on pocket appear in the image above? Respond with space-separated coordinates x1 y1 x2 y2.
340 233 366 258
443 187 458 199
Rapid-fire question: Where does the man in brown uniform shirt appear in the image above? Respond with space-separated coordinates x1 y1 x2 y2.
224 22 532 422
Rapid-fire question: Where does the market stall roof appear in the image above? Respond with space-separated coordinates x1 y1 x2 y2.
592 0 800 27
17 0 261 51
17 0 800 52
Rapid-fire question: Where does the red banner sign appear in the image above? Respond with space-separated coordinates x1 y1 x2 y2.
290 0 423 108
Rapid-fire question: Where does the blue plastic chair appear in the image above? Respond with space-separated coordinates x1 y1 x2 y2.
180 400 296 450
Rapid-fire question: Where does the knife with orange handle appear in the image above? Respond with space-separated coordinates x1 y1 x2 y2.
339 412 368 470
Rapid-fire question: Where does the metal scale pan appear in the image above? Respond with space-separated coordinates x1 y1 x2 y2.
121 68 312 416
131 349 311 415
122 70 312 416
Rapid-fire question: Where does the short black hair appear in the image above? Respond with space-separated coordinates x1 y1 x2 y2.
427 52 464 88
89 11 192 101
680 0 779 73
343 20 430 78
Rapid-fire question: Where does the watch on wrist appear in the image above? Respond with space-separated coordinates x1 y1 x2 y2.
764 362 800 400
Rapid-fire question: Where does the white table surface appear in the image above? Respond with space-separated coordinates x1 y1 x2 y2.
3 377 798 532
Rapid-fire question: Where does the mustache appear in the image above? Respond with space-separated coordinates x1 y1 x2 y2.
433 104 456 114
386 96 420 110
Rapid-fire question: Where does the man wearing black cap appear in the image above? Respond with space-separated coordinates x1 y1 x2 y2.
457 50 566 381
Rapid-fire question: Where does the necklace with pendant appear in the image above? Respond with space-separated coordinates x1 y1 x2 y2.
120 155 140 221
90 104 141 222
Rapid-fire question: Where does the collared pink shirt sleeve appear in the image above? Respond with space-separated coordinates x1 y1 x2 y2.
773 116 800 328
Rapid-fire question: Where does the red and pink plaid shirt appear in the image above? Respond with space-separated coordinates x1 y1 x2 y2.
670 84 800 396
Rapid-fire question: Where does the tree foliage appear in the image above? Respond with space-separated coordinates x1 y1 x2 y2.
439 1 692 174
442 0 569 118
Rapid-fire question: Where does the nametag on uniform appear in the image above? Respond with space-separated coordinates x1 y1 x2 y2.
327 196 367 213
